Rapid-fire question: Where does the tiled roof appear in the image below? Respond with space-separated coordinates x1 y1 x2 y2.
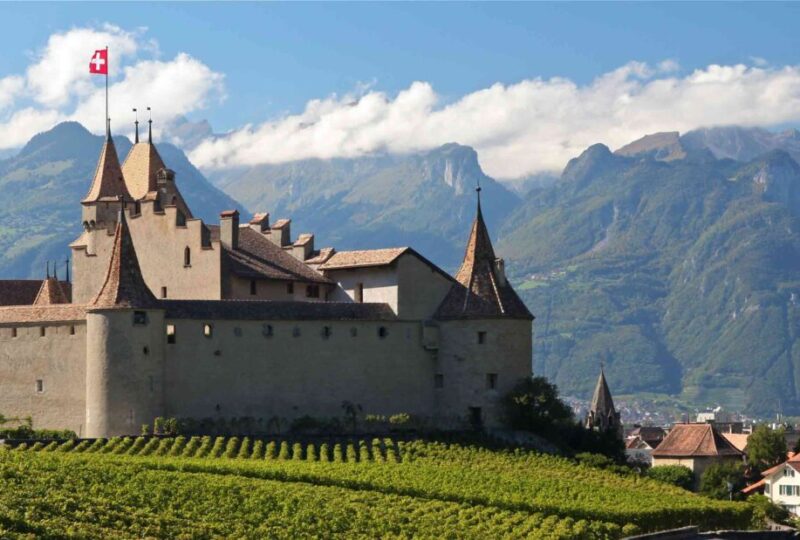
628 426 666 447
435 201 533 320
33 278 69 305
305 248 336 265
82 138 132 203
721 433 749 453
223 228 331 284
319 248 409 270
0 305 86 324
91 211 158 309
121 142 167 200
162 299 396 321
0 281 46 306
652 424 744 458
626 436 652 450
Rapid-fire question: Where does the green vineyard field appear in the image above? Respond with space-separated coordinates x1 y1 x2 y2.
0 437 756 539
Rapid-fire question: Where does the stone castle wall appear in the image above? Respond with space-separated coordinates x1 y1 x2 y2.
0 322 87 434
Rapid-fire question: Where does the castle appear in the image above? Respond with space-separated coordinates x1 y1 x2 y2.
0 121 533 438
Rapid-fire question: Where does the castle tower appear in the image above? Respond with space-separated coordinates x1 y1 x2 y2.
434 190 533 428
85 209 165 437
585 367 622 438
81 127 132 228
121 116 192 219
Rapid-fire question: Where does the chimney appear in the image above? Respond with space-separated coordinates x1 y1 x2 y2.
249 212 270 233
494 258 507 287
269 219 291 247
220 210 240 249
292 233 314 260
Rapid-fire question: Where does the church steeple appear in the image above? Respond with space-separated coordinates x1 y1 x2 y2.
585 366 622 437
91 208 157 309
434 189 532 320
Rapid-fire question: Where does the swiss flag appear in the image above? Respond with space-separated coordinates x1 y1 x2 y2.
89 49 108 75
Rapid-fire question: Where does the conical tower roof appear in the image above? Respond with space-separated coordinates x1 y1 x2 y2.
435 195 532 320
121 141 167 200
82 137 132 203
91 210 157 309
33 277 68 306
590 368 616 417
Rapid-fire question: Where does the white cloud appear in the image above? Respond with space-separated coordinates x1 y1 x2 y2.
191 61 800 179
0 24 223 151
0 76 24 111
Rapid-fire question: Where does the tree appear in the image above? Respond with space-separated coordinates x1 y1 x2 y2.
647 465 694 491
748 424 787 470
501 376 574 432
700 461 745 500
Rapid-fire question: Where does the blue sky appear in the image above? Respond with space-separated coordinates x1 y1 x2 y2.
1 2 800 177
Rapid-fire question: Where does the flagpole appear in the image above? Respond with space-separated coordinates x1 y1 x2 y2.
105 45 109 140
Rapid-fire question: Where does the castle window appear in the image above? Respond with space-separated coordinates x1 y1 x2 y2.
166 324 176 344
477 331 486 345
322 326 332 339
176 210 186 227
263 324 274 338
11 328 17 338
354 283 364 303
35 379 43 393
287 282 294 295
306 284 320 298
378 326 388 339
143 346 150 355
69 325 76 336
40 327 46 337
292 326 301 338
184 247 191 267
161 287 168 299
133 311 148 326
250 280 257 295
434 374 444 389
203 324 213 338
486 373 498 390
134 201 142 216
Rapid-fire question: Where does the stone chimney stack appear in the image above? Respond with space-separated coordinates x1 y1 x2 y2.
220 210 240 249
249 212 270 233
268 219 291 247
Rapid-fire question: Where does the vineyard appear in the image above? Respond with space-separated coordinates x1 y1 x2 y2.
0 437 757 539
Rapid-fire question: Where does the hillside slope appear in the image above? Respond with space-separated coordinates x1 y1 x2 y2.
0 122 245 279
499 142 800 413
208 143 520 270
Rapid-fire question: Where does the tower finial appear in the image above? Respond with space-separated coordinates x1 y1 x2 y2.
133 108 139 143
65 257 70 283
147 106 152 143
475 178 483 213
46 260 50 279
53 261 58 281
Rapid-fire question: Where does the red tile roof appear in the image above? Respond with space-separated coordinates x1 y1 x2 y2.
319 248 409 270
0 305 86 323
435 201 532 320
652 424 744 458
91 211 158 309
33 278 69 305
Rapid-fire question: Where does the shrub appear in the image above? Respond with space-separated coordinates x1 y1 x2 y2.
250 440 264 460
501 376 573 432
224 437 240 459
237 437 251 459
319 443 330 462
264 441 276 460
700 461 746 500
278 441 290 460
647 465 695 491
292 442 303 461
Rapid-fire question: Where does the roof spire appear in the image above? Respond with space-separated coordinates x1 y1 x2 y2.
476 178 482 213
133 108 139 144
53 261 58 281
82 130 132 203
90 203 158 309
46 260 50 279
147 106 152 143
65 257 70 283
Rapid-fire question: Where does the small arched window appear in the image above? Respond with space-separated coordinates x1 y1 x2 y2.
184 246 191 267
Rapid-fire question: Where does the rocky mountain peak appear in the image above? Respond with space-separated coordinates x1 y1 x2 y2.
614 131 687 162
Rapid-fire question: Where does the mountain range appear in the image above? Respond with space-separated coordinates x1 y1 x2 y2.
2 121 800 415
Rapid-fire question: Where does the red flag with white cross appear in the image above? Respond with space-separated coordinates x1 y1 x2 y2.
89 49 108 75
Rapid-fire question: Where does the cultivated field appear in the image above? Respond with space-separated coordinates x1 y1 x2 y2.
0 437 754 538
